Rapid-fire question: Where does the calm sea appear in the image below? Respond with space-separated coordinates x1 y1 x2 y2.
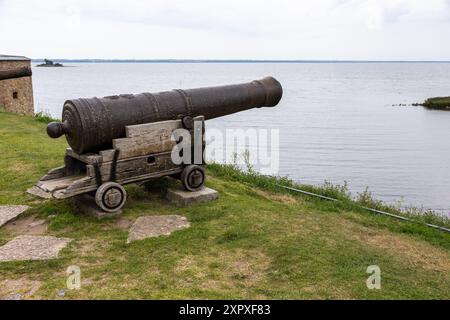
31 62 450 214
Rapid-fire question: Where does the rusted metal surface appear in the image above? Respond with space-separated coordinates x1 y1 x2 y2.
47 76 283 154
0 67 32 81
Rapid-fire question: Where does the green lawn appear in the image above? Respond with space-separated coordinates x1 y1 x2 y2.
0 110 449 299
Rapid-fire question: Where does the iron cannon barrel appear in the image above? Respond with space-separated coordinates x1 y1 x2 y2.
47 76 283 154
0 67 32 81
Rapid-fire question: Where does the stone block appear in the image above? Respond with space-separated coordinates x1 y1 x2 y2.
165 187 218 206
0 235 71 262
127 215 190 243
0 205 29 227
72 194 122 219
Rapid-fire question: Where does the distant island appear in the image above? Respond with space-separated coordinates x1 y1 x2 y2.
414 97 450 110
36 59 64 67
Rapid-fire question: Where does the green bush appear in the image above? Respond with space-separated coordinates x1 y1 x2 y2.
208 153 450 229
34 111 59 123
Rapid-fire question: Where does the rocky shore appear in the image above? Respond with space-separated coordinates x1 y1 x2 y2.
413 97 450 110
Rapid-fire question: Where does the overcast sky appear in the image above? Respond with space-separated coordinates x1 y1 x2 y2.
1 0 449 60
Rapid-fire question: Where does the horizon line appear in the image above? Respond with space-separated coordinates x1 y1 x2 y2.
30 58 450 63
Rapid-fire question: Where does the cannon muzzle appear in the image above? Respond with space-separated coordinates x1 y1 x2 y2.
48 76 283 154
0 67 32 81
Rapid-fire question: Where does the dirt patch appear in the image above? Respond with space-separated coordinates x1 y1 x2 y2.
336 219 450 273
70 238 96 257
71 237 118 269
4 215 48 235
270 194 298 204
174 249 271 291
0 278 41 300
115 218 134 230
73 238 107 259
362 233 450 272
256 190 298 205
8 162 36 174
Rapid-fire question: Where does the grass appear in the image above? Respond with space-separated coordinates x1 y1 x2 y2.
208 160 450 230
33 111 59 124
421 97 450 110
0 109 449 299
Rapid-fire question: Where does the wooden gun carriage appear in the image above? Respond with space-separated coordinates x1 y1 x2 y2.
36 116 206 213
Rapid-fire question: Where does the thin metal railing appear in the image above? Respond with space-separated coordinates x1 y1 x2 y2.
276 184 450 234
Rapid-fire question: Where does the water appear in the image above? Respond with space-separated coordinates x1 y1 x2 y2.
32 62 450 214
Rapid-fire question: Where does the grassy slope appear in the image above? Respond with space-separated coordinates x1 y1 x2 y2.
0 110 449 299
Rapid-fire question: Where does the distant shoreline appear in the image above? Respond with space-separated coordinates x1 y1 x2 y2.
30 59 450 64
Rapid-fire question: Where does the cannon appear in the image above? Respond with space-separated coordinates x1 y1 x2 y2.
47 76 282 154
0 67 32 81
32 77 283 214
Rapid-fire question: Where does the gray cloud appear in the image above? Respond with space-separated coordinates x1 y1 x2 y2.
0 0 449 60
80 5 259 36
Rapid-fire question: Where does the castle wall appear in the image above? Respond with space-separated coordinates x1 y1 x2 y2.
0 60 34 115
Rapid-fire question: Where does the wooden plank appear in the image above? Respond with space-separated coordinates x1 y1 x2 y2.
99 149 116 163
66 148 101 164
113 138 176 159
115 117 204 159
125 116 204 138
66 148 116 164
63 176 97 197
40 166 67 181
50 167 183 199
125 120 182 138
116 167 183 185
37 174 85 193
113 121 180 159
86 152 178 180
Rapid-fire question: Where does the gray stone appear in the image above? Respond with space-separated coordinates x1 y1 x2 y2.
0 235 72 262
26 186 52 199
166 187 219 206
0 205 29 227
127 215 190 243
73 194 122 219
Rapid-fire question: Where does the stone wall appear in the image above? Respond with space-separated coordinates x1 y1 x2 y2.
0 60 29 72
0 60 34 115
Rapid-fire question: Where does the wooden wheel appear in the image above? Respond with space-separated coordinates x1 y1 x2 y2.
95 182 127 212
181 165 205 192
